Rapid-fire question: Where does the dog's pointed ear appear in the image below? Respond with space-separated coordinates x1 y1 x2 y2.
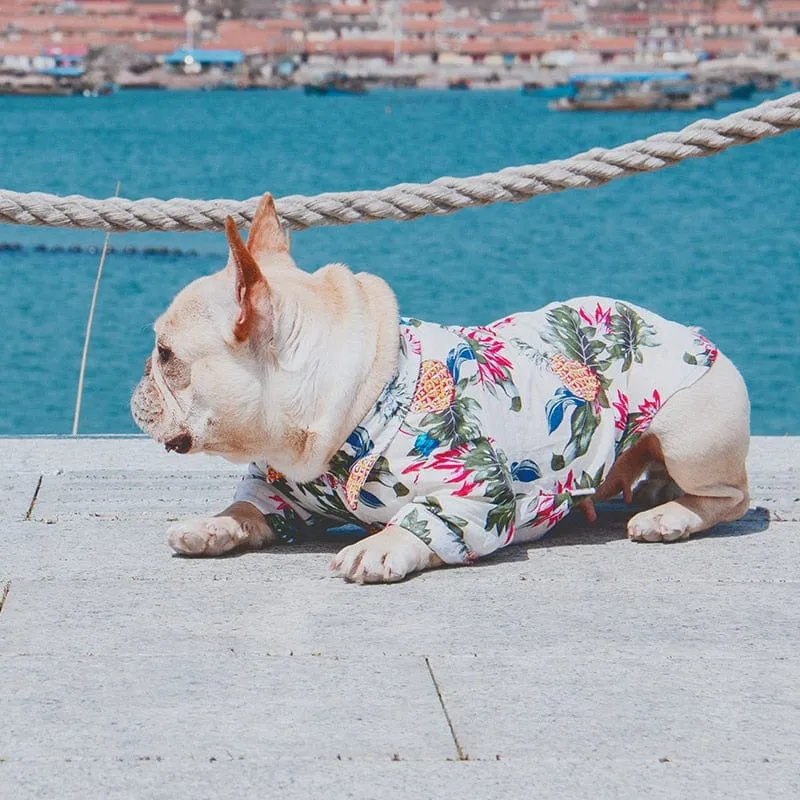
225 216 269 342
246 193 289 261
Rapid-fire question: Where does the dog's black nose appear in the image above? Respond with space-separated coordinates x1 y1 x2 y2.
164 432 192 454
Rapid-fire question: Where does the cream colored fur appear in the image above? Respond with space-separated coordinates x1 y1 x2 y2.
132 193 750 584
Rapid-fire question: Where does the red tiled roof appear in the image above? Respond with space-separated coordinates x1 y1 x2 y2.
0 37 47 55
80 1 133 13
767 0 800 8
773 35 800 49
650 12 691 25
309 37 433 56
587 36 638 53
698 37 752 54
8 14 152 33
545 12 578 25
217 19 304 35
713 9 759 25
329 3 374 15
132 2 181 14
400 1 443 15
452 37 560 56
436 18 480 32
480 22 538 36
402 18 438 33
213 29 295 53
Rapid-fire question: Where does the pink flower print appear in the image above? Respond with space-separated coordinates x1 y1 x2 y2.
579 302 612 333
402 444 477 495
268 495 292 513
403 327 422 356
695 333 718 365
612 390 629 432
554 469 575 495
522 470 577 531
527 492 570 530
430 444 473 482
452 481 480 497
486 315 516 331
463 328 515 388
503 521 516 545
634 390 662 433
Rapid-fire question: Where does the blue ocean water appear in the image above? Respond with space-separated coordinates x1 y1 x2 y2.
0 89 797 435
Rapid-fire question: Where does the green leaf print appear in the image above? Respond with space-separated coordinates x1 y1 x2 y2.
541 306 611 378
615 416 643 458
280 477 361 527
326 450 352 484
422 496 469 554
460 440 516 538
551 402 601 470
576 465 606 491
485 482 516 537
397 507 432 546
371 455 409 497
420 395 482 448
461 439 512 486
607 302 659 372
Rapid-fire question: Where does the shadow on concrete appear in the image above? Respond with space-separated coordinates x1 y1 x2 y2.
171 506 772 565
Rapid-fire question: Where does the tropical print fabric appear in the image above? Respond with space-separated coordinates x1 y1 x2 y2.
234 297 718 564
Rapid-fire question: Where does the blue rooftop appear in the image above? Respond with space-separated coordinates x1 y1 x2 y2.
164 49 245 65
38 66 84 77
570 71 691 84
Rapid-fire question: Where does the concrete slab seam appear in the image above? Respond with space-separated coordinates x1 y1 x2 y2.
0 580 10 614
23 474 43 521
425 657 468 762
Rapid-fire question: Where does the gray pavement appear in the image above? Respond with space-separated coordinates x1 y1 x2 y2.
1 436 798 798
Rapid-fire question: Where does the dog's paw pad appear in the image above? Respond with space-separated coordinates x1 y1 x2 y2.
166 518 246 556
329 540 412 584
627 504 693 543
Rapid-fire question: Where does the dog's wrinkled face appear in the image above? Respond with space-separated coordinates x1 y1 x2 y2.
131 194 291 462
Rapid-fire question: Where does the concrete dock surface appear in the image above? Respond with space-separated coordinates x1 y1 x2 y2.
1 436 798 798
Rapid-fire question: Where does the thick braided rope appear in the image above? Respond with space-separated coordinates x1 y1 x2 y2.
1 91 798 233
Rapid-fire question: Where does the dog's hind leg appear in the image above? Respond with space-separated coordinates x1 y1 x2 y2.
631 461 683 508
627 352 750 543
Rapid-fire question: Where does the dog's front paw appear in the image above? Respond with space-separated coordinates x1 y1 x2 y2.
627 501 701 543
329 526 440 584
167 516 254 556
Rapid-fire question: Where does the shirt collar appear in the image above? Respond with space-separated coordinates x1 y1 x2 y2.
341 326 421 510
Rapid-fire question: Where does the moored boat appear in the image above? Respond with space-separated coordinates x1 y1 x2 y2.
521 81 572 98
303 72 367 95
549 72 716 112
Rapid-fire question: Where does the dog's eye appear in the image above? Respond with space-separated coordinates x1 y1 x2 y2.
157 345 172 364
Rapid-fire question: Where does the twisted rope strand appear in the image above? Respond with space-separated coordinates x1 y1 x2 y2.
1 91 797 233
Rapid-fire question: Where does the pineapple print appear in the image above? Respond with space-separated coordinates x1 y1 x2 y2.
410 360 456 413
549 354 600 402
266 466 285 483
345 453 378 510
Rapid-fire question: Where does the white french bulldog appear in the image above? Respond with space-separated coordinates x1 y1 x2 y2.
131 193 750 583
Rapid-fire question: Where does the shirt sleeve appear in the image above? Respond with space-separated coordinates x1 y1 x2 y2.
233 462 319 544
387 438 517 565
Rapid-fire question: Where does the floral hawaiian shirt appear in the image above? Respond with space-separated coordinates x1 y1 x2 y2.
234 297 718 564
